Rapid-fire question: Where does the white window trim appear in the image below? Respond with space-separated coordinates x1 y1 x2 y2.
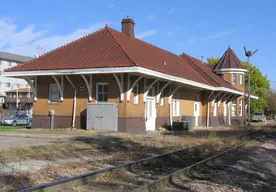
239 74 243 85
133 84 139 104
48 83 60 103
96 82 108 102
173 91 180 117
232 102 237 117
232 73 236 85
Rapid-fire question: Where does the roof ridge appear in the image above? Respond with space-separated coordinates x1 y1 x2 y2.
105 27 138 66
7 27 108 72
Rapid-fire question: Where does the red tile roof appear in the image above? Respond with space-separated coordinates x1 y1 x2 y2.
7 26 210 86
180 53 242 90
213 47 244 70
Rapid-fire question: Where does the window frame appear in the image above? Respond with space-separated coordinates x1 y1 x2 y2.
239 99 243 116
173 91 180 117
18 93 23 99
239 74 243 85
48 83 60 103
232 100 237 116
232 73 237 85
133 84 139 104
96 83 108 102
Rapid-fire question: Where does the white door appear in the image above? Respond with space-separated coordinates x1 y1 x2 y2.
194 102 200 126
145 97 156 131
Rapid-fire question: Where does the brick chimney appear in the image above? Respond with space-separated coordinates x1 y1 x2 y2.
121 17 135 38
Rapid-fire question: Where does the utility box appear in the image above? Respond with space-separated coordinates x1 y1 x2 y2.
86 103 118 131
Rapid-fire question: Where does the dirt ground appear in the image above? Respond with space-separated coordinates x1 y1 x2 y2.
167 133 276 192
0 123 273 192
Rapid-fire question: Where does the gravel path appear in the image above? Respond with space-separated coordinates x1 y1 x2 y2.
166 133 276 192
0 136 58 149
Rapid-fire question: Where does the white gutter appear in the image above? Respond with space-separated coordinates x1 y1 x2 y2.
244 93 259 100
65 75 76 128
3 66 245 96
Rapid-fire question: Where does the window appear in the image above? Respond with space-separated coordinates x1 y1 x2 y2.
18 93 23 98
232 74 236 84
239 74 243 85
9 94 12 98
194 94 199 102
6 82 10 87
0 60 2 65
133 84 139 104
8 62 11 67
213 102 217 116
173 91 180 116
232 100 237 116
13 93 16 98
49 84 60 103
160 92 164 106
96 83 108 102
239 99 243 116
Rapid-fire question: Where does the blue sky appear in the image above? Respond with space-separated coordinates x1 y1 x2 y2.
0 0 275 80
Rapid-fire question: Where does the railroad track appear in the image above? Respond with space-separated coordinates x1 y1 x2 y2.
19 129 265 192
135 130 276 192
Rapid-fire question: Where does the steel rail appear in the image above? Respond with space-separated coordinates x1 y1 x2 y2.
134 130 274 192
18 129 260 192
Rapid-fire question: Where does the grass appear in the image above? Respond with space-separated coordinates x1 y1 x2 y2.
0 125 26 132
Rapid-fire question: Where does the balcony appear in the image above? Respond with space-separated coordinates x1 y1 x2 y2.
6 97 34 103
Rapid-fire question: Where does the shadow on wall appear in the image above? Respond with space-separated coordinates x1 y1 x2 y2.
80 108 87 130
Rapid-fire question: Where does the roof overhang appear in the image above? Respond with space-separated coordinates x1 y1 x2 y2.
213 68 248 74
3 66 245 96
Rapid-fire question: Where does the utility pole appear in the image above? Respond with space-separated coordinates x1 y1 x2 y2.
244 46 258 125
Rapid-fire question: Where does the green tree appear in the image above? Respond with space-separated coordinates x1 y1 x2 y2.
267 90 276 115
207 57 220 65
242 61 270 113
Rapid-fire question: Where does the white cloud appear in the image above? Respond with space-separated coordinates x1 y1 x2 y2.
0 19 108 56
186 29 236 44
146 13 155 20
136 30 158 39
201 29 236 41
108 4 115 8
168 7 175 14
168 27 182 36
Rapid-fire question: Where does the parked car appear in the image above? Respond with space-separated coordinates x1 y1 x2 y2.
2 113 32 126
251 112 266 122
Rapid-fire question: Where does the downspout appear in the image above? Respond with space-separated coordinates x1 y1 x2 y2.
72 88 77 128
207 91 214 127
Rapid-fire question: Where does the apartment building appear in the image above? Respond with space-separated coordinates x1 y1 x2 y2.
0 51 32 104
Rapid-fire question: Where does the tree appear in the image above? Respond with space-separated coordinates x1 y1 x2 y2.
267 90 276 116
242 61 270 113
207 57 220 65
